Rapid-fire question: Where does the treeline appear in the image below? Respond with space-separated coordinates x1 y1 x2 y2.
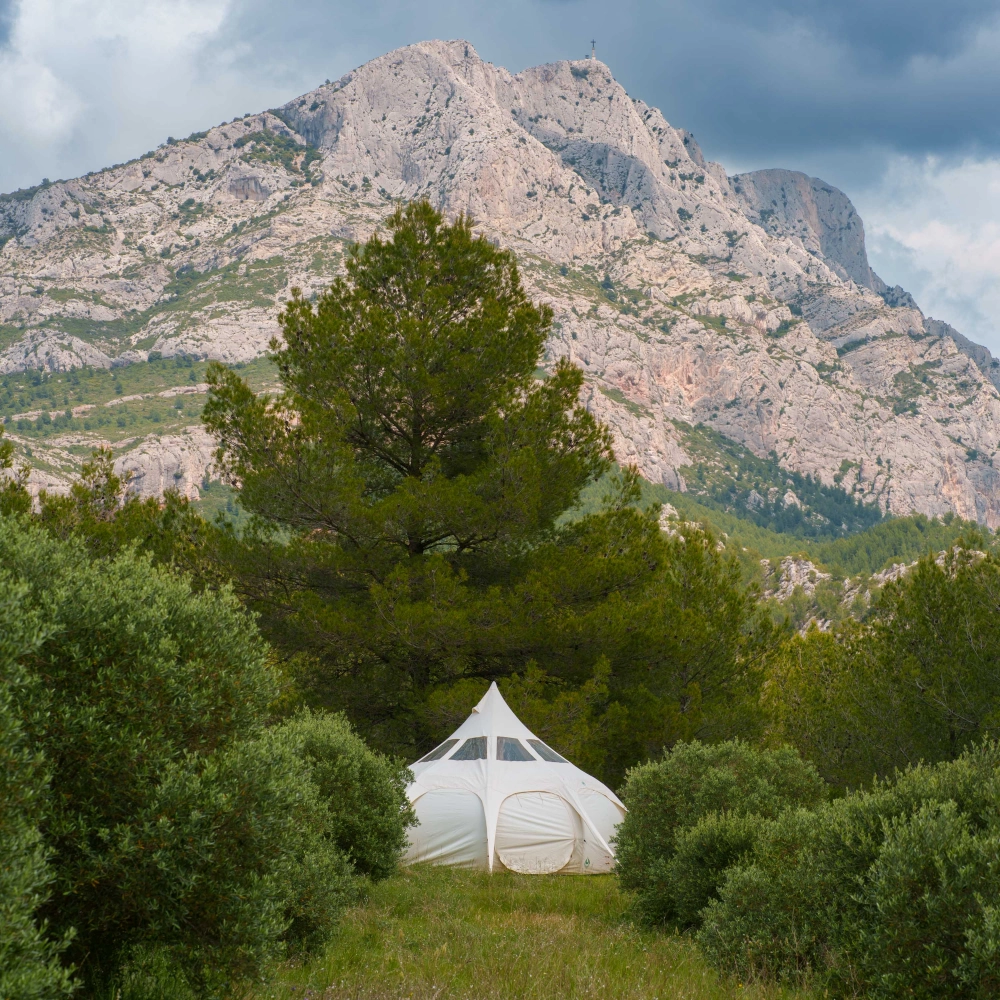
674 421 885 538
2 201 998 996
639 478 981 577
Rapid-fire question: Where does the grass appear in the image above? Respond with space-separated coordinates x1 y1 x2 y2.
253 865 803 1000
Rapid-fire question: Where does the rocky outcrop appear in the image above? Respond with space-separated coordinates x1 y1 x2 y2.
2 40 1000 526
731 169 879 291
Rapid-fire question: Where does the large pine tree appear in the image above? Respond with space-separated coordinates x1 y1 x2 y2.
204 202 774 767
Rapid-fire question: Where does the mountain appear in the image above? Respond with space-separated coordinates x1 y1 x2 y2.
2 39 999 527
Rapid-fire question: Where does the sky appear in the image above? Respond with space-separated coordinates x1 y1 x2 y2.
2 0 1000 351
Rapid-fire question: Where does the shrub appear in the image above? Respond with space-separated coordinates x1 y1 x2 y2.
0 588 74 999
768 547 1000 789
615 740 826 925
698 742 1000 996
0 518 354 993
855 801 999 998
277 710 415 882
666 812 765 928
91 727 354 992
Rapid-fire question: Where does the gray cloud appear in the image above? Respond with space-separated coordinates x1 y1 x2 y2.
0 0 12 46
204 0 1000 166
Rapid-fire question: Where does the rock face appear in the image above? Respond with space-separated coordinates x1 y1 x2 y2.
732 169 879 290
2 40 1000 524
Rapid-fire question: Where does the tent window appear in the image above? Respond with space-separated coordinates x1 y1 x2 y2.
450 736 487 760
416 739 459 763
497 736 535 761
527 739 569 763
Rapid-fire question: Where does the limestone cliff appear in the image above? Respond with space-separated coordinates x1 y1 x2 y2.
1 40 999 525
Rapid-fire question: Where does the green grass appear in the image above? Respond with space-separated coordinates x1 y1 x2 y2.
253 865 804 1000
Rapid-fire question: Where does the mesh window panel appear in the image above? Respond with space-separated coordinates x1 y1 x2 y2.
416 738 459 763
450 736 487 760
497 736 535 761
527 739 569 763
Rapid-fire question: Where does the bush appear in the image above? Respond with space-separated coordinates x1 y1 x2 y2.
277 710 415 882
855 801 999 998
0 588 73 999
92 728 354 992
698 742 1000 997
667 812 765 929
615 740 826 925
0 518 354 993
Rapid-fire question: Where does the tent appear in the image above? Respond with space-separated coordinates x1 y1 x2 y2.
403 683 625 874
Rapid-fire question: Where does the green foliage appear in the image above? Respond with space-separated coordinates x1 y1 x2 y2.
498 659 626 783
234 129 321 182
0 518 356 993
856 801 998 998
36 448 223 582
615 740 826 925
808 511 975 577
667 812 765 929
206 200 607 552
306 504 777 785
276 711 416 882
767 545 1000 788
673 422 883 539
769 319 797 338
892 362 939 415
573 472 978 580
194 203 780 777
695 314 727 333
203 202 669 757
697 743 1000 997
604 529 780 780
0 425 31 517
0 588 74 999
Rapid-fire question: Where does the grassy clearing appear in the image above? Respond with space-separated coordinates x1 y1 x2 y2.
255 865 805 1000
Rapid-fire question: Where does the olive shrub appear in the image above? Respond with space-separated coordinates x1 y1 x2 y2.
698 743 1000 998
0 518 414 996
614 740 826 926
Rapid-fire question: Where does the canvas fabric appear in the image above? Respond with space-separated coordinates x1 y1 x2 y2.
404 683 625 873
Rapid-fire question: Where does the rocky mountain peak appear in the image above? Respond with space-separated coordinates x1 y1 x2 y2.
2 40 1000 527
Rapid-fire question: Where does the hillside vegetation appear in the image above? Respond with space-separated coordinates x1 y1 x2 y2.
573 472 979 577
2 200 998 1000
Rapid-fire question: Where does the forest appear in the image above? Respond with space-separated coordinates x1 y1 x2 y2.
1 202 997 999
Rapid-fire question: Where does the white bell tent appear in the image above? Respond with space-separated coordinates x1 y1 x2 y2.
403 683 625 874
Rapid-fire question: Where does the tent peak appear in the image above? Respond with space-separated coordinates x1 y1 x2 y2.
448 681 535 741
